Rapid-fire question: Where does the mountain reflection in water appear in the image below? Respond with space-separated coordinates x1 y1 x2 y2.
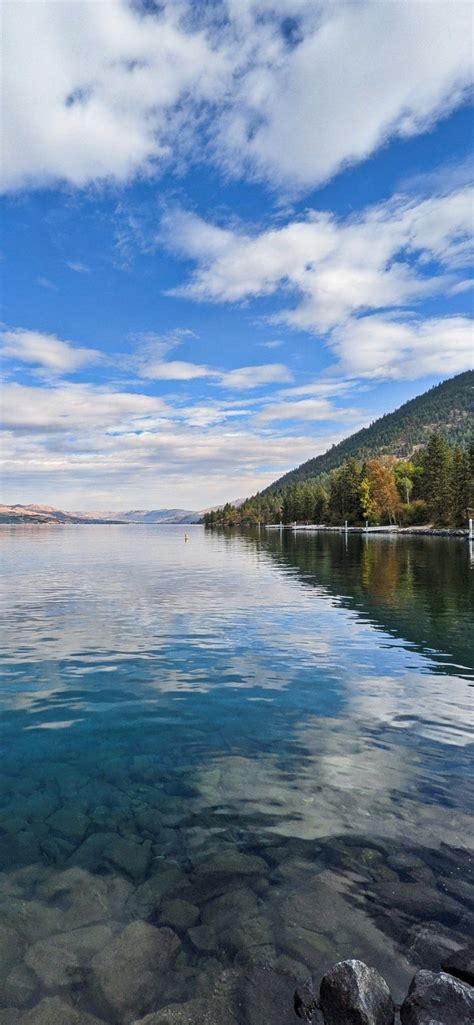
0 525 472 1024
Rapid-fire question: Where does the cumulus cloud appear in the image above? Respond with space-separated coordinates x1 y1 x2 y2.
2 0 472 193
331 315 474 380
2 0 226 192
0 328 101 375
162 182 474 380
163 185 473 333
139 359 215 381
215 0 473 189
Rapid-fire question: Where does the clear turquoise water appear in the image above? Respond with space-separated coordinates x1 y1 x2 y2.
0 525 472 1024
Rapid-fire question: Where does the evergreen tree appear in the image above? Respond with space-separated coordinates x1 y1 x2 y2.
328 459 363 523
451 447 471 526
421 433 452 526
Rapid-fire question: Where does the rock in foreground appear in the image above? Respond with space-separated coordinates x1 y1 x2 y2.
319 959 395 1025
400 969 474 1025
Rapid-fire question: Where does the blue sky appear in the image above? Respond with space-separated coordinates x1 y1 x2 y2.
1 0 473 510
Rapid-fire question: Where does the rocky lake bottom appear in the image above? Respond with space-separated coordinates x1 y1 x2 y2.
0 526 472 1024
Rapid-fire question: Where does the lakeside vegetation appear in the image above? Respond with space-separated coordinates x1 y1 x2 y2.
204 433 474 529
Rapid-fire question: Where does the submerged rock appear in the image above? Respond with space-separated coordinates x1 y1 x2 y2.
3 963 39 1008
131 968 240 1024
126 868 188 920
374 881 461 922
159 898 200 931
91 920 180 1022
47 807 90 842
400 969 474 1024
19 997 107 1025
35 866 132 929
406 923 462 971
0 898 63 943
187 923 217 952
241 966 299 1025
0 924 24 984
319 959 395 1025
441 944 474 985
131 1000 238 1025
103 835 152 881
194 850 266 877
25 924 114 989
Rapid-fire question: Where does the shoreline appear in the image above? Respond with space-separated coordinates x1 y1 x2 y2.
1 521 470 538
263 524 470 538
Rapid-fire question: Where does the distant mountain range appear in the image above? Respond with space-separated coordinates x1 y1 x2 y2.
0 504 202 525
265 370 474 493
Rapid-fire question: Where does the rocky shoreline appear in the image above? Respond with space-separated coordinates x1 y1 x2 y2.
294 952 474 1024
265 524 470 538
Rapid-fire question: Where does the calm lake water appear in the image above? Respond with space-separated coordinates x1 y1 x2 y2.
0 525 473 1024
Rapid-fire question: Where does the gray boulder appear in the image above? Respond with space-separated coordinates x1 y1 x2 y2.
441 945 474 985
400 969 474 1025
319 960 394 1025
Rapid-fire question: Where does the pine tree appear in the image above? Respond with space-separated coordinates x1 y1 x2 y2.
451 447 471 526
421 433 452 526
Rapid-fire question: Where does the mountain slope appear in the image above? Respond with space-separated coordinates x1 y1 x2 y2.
0 505 201 525
265 370 474 492
119 509 201 524
0 505 125 524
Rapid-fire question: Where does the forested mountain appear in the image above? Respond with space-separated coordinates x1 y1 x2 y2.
205 372 474 530
265 371 474 493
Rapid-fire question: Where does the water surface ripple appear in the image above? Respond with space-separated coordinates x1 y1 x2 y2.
0 526 472 1024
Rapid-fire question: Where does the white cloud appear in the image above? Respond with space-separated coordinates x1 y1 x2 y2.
139 359 215 381
276 379 358 399
0 328 101 374
215 1 473 189
0 379 332 507
2 0 227 192
256 397 359 423
67 261 90 274
219 363 292 389
0 382 170 433
331 314 474 380
37 277 57 291
163 185 473 334
2 1 472 193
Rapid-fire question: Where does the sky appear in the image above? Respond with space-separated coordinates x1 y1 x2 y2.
1 0 473 511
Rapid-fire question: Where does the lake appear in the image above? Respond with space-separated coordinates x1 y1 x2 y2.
0 525 472 1024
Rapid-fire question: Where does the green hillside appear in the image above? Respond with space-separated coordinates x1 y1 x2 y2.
265 370 474 493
